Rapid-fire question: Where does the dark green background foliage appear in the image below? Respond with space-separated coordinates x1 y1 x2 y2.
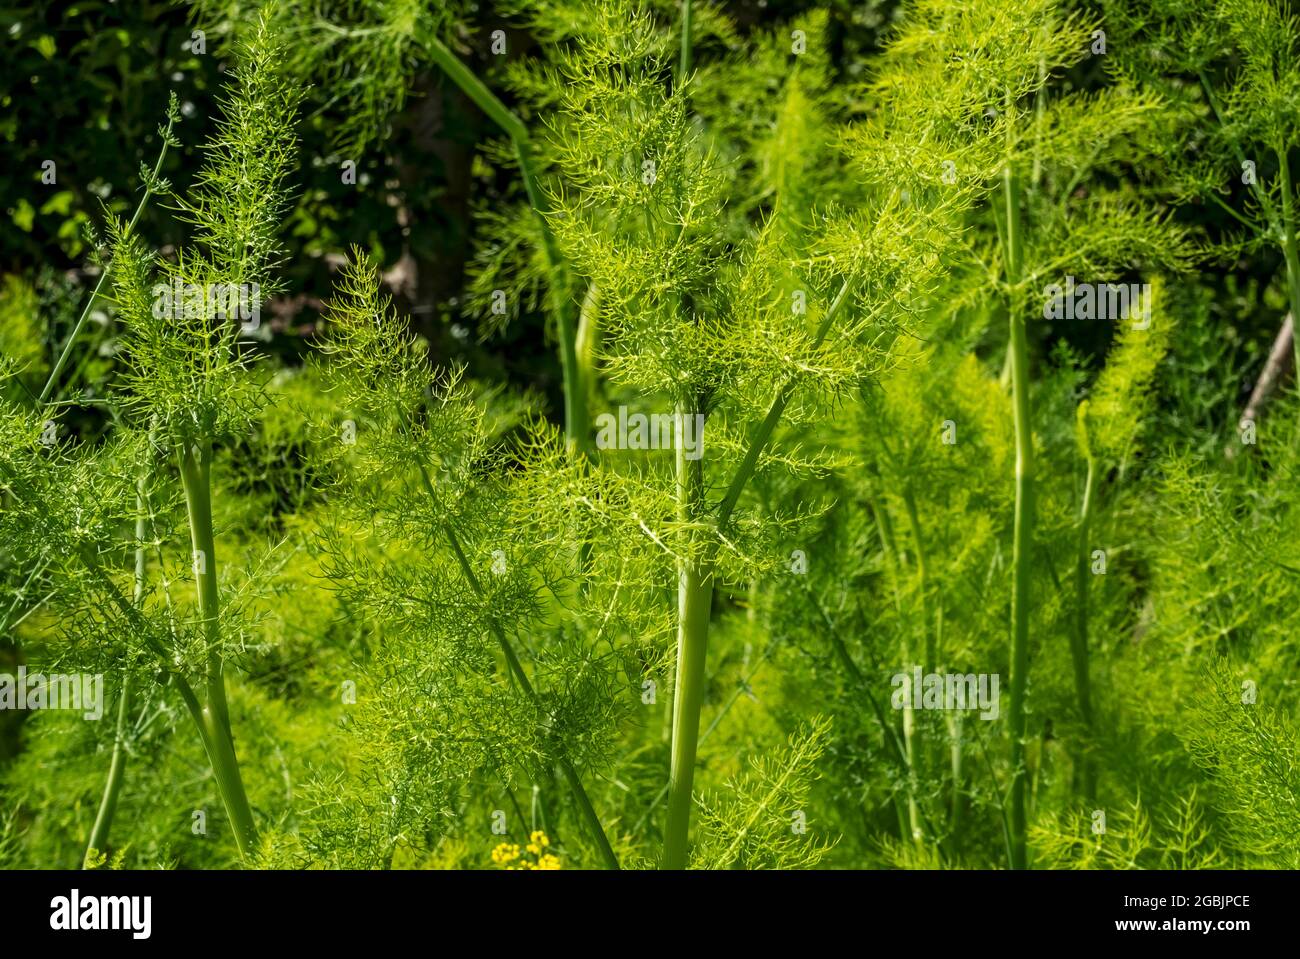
0 0 1297 871
2 0 1283 408
4 0 889 415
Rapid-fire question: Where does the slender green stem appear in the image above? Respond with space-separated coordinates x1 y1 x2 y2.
899 485 961 836
39 115 176 405
0 555 49 636
948 712 963 847
1275 144 1300 376
426 39 527 143
421 465 619 869
83 674 130 868
901 487 933 674
903 484 959 850
426 38 588 457
717 278 854 527
1031 43 1046 189
1202 67 1300 410
178 440 258 861
899 665 922 845
1072 455 1097 801
800 579 940 844
663 423 714 870
1198 71 1281 233
83 477 149 867
1003 157 1034 871
899 486 932 847
504 786 529 841
679 0 693 84
515 141 588 457
871 497 905 616
1201 71 1300 374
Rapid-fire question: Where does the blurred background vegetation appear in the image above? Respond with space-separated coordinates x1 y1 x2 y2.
5 0 1288 410
3 0 1284 441
0 2 874 418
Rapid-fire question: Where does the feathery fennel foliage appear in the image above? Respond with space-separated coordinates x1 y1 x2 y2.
305 251 625 867
2 10 302 862
5 0 1300 878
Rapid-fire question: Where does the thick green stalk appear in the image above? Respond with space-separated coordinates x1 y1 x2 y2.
83 480 149 867
40 113 176 405
659 279 854 869
663 428 714 870
426 39 588 457
575 284 600 421
659 278 854 866
635 640 777 835
1003 160 1034 871
178 440 258 861
1071 455 1097 800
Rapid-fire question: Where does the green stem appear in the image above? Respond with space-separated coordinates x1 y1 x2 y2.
948 712 963 847
717 278 854 526
663 422 714 870
899 486 931 848
903 485 961 850
504 787 529 840
901 487 933 673
801 579 936 845
575 283 600 422
634 639 775 835
1198 71 1281 233
426 38 527 143
659 269 853 868
423 466 619 869
178 440 258 861
871 497 905 616
679 0 693 84
1071 455 1097 800
1031 43 1046 188
83 477 150 867
40 114 176 405
516 141 587 457
83 674 130 867
426 38 588 457
658 278 853 868
574 284 601 577
1275 144 1300 375
1003 159 1034 871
